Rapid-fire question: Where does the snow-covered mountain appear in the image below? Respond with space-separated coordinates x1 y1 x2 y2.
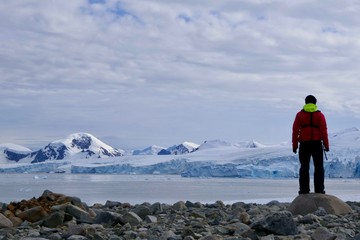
132 145 165 155
237 140 267 148
330 127 360 147
158 141 200 155
197 139 234 150
2 133 123 163
0 143 32 163
1 128 360 178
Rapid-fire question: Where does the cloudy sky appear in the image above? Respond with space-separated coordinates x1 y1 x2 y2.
1 0 360 149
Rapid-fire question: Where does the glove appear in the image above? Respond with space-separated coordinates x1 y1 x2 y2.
293 148 297 154
324 148 329 152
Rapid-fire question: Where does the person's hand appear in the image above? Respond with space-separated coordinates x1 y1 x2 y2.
293 148 297 154
324 148 329 152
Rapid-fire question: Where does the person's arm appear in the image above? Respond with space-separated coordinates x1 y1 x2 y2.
320 113 329 151
292 113 301 153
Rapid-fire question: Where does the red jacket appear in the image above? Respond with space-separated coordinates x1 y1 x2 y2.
292 104 329 151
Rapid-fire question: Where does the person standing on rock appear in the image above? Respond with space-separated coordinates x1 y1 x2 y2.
292 95 329 194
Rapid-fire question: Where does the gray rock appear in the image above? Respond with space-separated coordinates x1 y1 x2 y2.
229 222 251 235
104 200 122 208
354 233 360 240
334 226 356 239
288 193 353 216
121 211 142 226
133 204 151 219
311 227 336 240
21 238 50 240
199 235 222 240
144 215 157 223
42 211 65 228
252 211 298 235
109 236 122 240
68 196 85 209
185 201 196 208
173 201 187 211
150 202 163 214
66 205 93 223
184 236 196 240
48 232 63 240
67 235 88 240
94 210 122 227
65 223 86 236
41 189 58 199
299 213 320 224
260 235 275 240
205 209 228 222
160 230 180 240
51 202 71 212
189 210 206 219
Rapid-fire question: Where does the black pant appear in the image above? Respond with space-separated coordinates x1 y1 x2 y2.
298 141 325 193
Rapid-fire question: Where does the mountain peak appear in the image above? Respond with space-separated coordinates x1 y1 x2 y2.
69 133 93 150
182 141 200 149
133 145 165 155
198 140 233 150
245 140 265 148
158 141 200 155
56 132 96 146
3 133 124 163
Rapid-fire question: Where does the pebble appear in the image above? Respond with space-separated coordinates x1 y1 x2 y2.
0 190 359 240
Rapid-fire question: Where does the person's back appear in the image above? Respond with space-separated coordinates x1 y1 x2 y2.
292 95 329 194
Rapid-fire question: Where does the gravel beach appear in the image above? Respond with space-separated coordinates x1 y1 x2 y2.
0 190 359 240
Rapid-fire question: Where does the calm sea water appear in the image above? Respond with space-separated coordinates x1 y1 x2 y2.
0 174 359 205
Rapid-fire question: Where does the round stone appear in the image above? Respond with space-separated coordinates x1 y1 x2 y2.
288 193 353 216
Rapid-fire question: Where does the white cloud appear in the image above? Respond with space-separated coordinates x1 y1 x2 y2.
1 0 360 148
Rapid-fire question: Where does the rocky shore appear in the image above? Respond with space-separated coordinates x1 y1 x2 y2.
0 190 359 240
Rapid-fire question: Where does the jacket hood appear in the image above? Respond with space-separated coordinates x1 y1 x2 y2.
303 103 318 112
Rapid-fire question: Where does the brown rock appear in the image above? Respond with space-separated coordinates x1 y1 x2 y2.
16 206 49 222
0 213 13 228
288 193 353 216
7 203 16 212
2 210 14 218
8 216 23 227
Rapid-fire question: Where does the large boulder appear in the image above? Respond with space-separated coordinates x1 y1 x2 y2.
16 206 48 223
251 211 298 235
0 213 13 228
288 193 353 216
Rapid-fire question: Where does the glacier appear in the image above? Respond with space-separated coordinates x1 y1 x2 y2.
1 128 360 178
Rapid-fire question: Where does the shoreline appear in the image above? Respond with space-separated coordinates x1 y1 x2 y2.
0 190 360 239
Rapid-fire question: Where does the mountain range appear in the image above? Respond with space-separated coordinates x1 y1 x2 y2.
1 128 360 178
0 133 203 163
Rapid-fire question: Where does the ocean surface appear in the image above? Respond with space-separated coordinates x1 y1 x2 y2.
1 174 359 205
